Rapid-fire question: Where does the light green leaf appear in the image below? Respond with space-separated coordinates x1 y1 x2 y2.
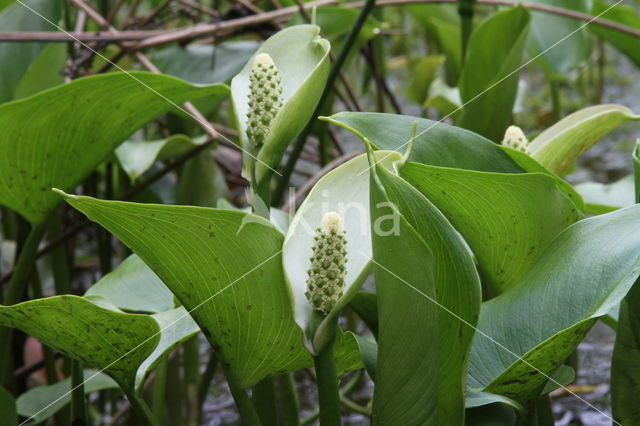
465 390 522 411
0 386 16 426
405 56 445 105
85 254 175 313
59 193 311 387
0 0 60 102
0 295 159 392
16 370 117 424
115 135 204 182
322 112 524 173
528 104 640 175
458 5 531 141
13 43 66 100
468 205 640 404
231 25 330 181
0 72 228 224
283 151 402 354
574 175 635 214
590 0 640 67
526 0 590 77
369 160 481 425
400 162 582 296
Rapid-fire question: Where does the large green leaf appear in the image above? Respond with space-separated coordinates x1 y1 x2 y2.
231 25 330 181
526 0 590 77
468 205 640 404
58 194 310 387
590 0 640 67
322 112 524 173
458 6 530 141
0 295 158 392
528 104 640 175
401 162 582 296
16 370 118 424
0 0 60 103
0 72 228 224
369 162 481 425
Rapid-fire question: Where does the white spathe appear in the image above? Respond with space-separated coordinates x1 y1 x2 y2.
283 151 402 352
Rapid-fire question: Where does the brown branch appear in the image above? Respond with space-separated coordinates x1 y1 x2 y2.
1 0 638 43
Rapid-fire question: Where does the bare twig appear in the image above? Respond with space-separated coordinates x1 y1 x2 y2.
3 0 639 43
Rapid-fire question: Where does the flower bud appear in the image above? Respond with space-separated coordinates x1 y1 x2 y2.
305 212 347 314
246 53 283 148
501 125 529 153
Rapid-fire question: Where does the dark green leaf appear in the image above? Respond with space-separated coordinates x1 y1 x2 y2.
590 0 640 67
322 112 524 173
458 6 530 141
468 205 640 404
370 163 481 425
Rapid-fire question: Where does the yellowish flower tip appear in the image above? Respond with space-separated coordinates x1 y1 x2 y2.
321 211 342 233
246 53 283 148
501 125 529 153
305 212 347 315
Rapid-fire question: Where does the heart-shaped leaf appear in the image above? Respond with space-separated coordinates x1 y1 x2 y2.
468 205 640 404
231 25 330 181
369 158 481 425
528 104 640 175
283 151 402 353
401 162 582 296
0 72 228 224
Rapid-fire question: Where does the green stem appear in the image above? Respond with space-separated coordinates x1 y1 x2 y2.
225 369 262 426
197 353 218 423
550 79 561 122
183 336 200 426
274 373 300 426
123 387 159 426
151 355 168 424
458 0 477 64
252 378 278 425
273 0 378 206
71 361 88 425
313 337 341 426
0 220 48 384
534 395 554 426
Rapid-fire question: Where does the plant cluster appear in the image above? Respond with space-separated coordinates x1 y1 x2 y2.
0 0 639 425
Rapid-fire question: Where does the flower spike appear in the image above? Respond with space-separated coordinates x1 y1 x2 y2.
305 212 347 314
246 53 283 148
